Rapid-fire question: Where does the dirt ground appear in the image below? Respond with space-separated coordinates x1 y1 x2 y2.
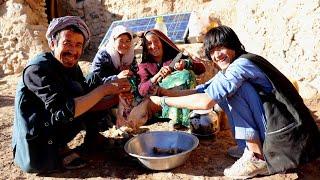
1 73 319 180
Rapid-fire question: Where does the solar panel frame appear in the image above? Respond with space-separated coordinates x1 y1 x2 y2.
98 12 192 49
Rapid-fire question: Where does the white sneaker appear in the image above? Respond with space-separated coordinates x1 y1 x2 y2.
224 148 269 179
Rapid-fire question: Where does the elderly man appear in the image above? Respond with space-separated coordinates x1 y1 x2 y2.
12 16 131 173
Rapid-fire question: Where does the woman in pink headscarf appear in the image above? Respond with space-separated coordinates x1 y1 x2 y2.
137 29 206 128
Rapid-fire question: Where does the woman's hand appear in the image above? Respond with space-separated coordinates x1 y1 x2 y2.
151 66 172 83
117 69 133 79
104 78 131 95
174 60 185 70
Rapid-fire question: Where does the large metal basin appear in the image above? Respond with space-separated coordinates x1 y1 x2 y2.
124 131 199 170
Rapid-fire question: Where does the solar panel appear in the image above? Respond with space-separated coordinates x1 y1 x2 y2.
98 12 192 48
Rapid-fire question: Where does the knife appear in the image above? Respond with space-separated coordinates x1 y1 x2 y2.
157 52 183 83
168 52 183 69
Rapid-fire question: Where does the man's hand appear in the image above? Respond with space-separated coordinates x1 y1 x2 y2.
149 96 161 106
148 85 160 95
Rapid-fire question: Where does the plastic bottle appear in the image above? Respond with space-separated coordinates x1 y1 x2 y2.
154 16 168 36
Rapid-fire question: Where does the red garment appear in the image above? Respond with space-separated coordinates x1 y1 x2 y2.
137 60 171 96
137 29 205 96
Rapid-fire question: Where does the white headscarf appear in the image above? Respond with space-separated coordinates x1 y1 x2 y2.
105 25 134 69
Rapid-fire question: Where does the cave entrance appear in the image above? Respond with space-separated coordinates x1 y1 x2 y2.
45 0 62 23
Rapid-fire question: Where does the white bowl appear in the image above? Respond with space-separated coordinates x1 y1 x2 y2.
124 131 199 170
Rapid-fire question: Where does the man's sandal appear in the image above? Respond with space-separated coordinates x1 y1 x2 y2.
62 152 87 170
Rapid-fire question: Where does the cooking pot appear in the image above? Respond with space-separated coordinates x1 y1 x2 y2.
189 109 220 136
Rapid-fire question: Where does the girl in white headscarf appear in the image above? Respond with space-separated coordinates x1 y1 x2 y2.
89 25 143 129
90 25 135 83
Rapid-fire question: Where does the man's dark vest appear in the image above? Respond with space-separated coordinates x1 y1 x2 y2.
240 53 320 174
12 53 60 173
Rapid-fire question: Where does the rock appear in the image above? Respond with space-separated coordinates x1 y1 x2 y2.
13 61 23 74
309 77 320 94
0 67 4 76
3 63 13 74
0 0 320 99
299 83 318 99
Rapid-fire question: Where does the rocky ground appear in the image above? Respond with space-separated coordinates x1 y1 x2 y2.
1 71 319 180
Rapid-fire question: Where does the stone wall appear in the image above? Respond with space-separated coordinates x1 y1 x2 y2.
232 0 320 99
0 0 319 98
0 0 49 74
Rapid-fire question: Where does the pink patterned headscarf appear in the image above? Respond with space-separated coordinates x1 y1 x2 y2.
46 16 91 47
